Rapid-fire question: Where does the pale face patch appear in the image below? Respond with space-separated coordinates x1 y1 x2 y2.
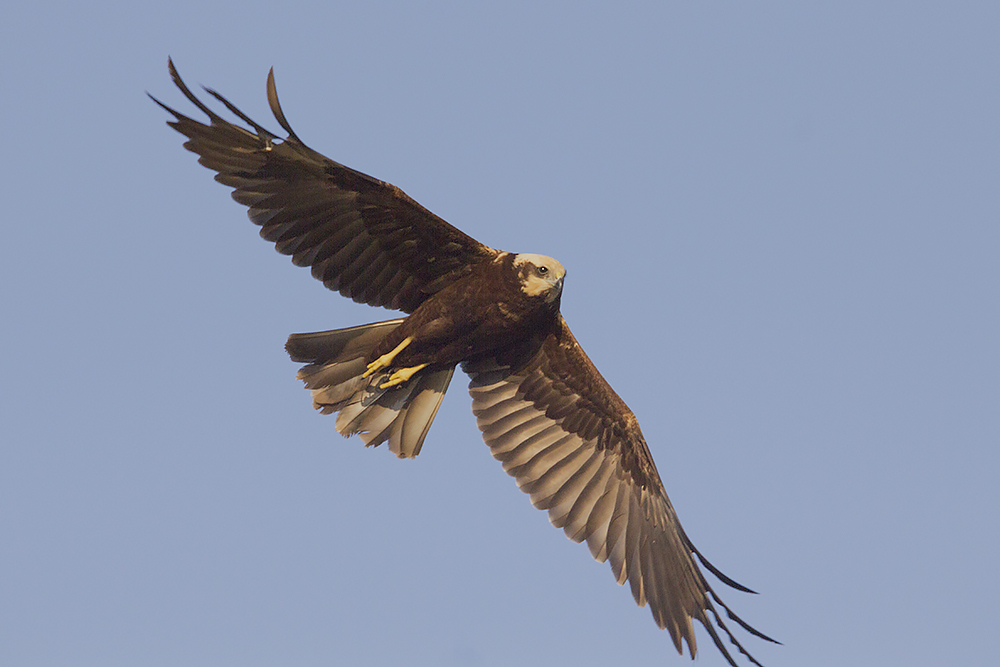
513 253 566 301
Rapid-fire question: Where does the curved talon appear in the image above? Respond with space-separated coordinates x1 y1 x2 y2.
379 363 429 389
363 337 413 378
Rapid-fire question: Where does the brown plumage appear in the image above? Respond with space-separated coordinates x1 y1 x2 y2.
152 59 777 665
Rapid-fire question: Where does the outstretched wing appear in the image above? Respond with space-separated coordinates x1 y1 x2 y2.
464 316 777 667
151 59 498 313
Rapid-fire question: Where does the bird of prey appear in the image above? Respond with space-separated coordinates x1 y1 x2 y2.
152 59 777 666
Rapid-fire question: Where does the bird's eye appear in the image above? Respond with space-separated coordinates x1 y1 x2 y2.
537 266 548 275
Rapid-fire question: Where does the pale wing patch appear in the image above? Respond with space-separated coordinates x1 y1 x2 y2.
464 343 774 667
467 364 684 601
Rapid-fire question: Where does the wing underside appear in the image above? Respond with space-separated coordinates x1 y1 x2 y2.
464 316 776 666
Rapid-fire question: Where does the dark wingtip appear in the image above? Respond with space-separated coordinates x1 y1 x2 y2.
202 84 276 140
689 542 758 594
167 56 181 88
266 66 301 142
163 57 225 123
147 90 166 109
678 527 778 663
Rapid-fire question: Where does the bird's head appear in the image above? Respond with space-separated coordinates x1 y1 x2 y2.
513 253 566 303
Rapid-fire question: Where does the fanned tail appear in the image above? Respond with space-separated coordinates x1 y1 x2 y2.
286 319 455 458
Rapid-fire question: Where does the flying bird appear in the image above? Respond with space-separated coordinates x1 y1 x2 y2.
152 59 777 666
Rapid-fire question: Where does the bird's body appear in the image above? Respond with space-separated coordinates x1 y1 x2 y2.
368 252 565 373
287 250 565 457
153 59 776 666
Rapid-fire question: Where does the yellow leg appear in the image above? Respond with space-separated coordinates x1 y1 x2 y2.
362 337 413 378
379 363 429 389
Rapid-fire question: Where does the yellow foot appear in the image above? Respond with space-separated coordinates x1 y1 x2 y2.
363 337 413 378
379 363 429 389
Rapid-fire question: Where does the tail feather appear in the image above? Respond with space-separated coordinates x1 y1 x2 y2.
285 319 455 458
286 319 405 364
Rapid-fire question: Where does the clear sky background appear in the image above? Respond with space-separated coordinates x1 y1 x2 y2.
2 2 998 666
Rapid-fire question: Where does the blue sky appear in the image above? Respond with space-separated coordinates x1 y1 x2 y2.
2 2 999 666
